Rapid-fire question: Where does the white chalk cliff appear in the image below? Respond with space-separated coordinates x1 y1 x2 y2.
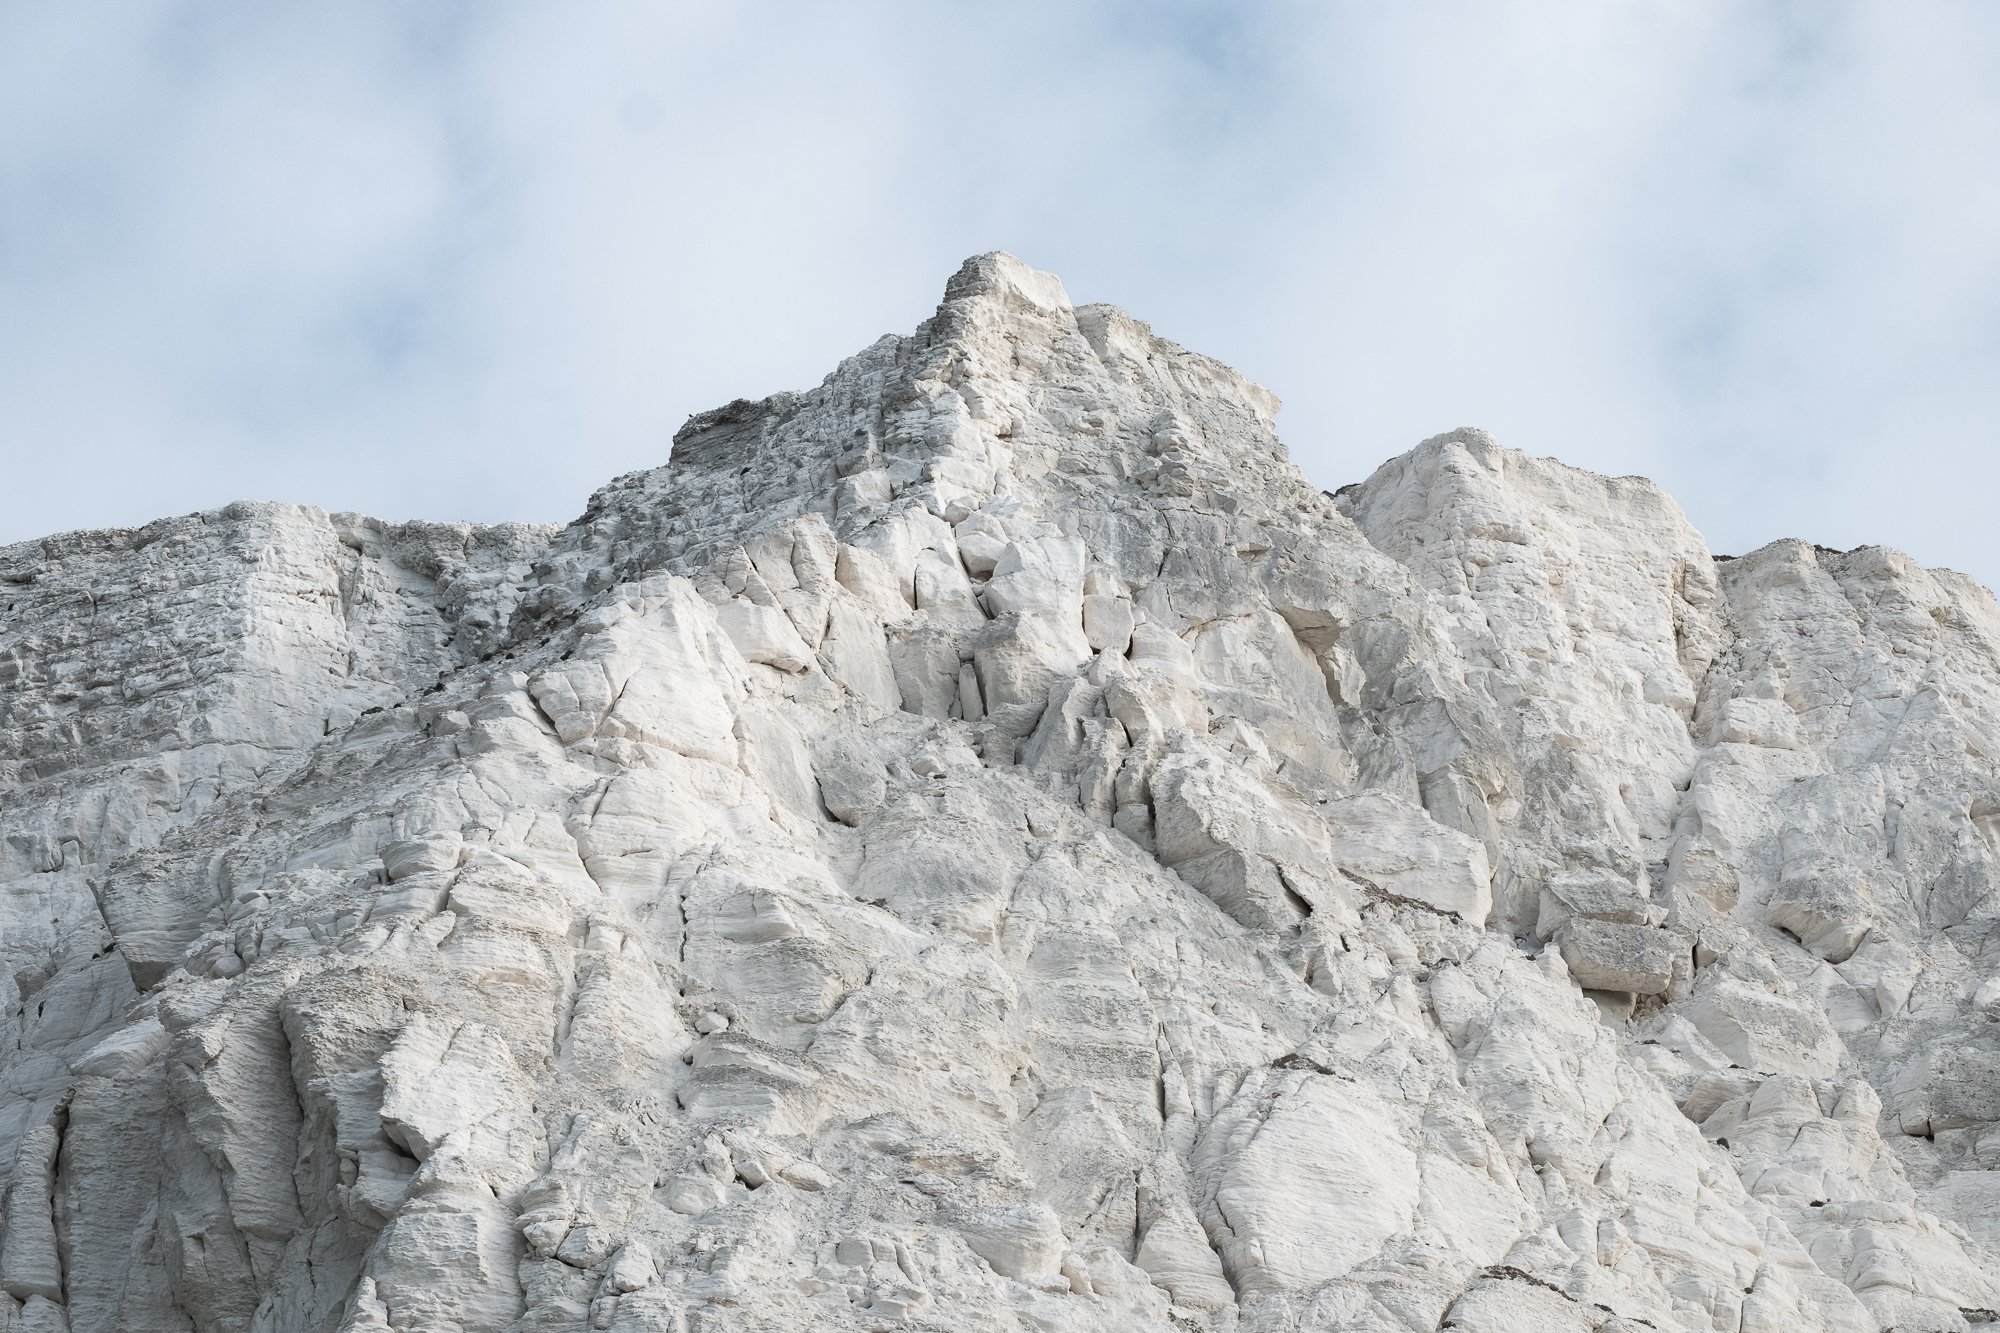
4 254 2000 1333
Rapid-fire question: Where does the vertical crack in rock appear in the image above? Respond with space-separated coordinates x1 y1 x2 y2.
1 1103 68 1310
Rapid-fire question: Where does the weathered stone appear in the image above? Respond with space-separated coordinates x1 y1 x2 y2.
1557 918 1678 995
3 252 1994 1332
1682 977 1846 1078
1535 870 1655 939
1764 872 1874 962
957 1204 1065 1280
1329 789 1493 926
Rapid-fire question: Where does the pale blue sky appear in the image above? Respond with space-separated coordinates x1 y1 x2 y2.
3 3 1997 587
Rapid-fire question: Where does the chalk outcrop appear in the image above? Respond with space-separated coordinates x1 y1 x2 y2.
4 254 2000 1332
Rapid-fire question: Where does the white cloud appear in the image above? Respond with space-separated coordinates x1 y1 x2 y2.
1 2 1995 587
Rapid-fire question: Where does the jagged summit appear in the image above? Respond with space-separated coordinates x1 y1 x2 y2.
4 256 2000 1332
631 250 1291 532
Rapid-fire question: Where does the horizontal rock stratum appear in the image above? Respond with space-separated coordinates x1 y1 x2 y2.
4 253 2000 1333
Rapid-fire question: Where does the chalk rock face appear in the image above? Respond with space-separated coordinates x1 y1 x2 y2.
4 253 2000 1333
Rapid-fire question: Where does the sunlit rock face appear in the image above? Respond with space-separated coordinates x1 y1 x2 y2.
4 253 2000 1333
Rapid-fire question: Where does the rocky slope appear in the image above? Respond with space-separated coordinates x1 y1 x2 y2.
4 253 1999 1333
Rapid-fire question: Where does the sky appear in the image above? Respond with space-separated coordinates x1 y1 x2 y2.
3 3 1997 588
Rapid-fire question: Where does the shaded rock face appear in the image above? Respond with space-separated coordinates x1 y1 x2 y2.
2 253 1999 1333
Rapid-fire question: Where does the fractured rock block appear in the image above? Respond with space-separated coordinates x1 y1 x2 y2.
716 598 813 672
1682 978 1845 1078
1134 1193 1232 1311
1765 873 1874 963
1150 751 1326 929
664 1173 726 1214
1170 848 1304 932
1327 790 1492 927
1535 871 1655 940
1716 696 1803 749
604 1240 655 1294
820 599 901 710
1888 1046 2000 1136
888 622 968 719
1557 919 1677 995
381 832 464 880
957 1203 1064 1280
953 511 1010 578
1082 593 1136 654
1445 1273 1600 1332
0 1122 63 1303
1192 1070 1418 1297
973 612 1092 740
985 536 1086 621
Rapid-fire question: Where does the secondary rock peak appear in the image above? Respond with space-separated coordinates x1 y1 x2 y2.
942 250 1075 315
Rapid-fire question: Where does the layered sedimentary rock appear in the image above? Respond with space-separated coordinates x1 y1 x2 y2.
4 253 2000 1332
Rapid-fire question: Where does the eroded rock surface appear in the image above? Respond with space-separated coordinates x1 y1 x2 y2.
4 253 2000 1332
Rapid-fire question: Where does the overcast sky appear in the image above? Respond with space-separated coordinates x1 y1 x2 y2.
4 3 1997 588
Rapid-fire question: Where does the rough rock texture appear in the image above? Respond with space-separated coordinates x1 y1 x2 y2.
5 253 2000 1333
